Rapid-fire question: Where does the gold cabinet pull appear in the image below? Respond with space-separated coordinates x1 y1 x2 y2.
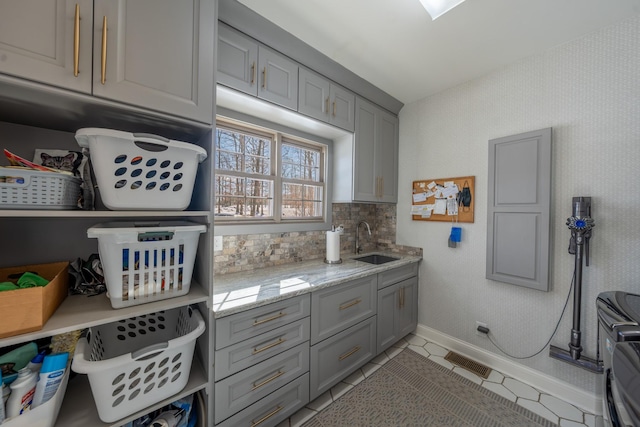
100 15 107 84
251 405 283 427
251 370 284 391
261 67 266 89
339 299 362 311
73 4 80 76
338 345 361 361
333 100 337 116
325 97 329 114
253 311 286 326
250 62 256 85
252 337 286 354
400 287 405 309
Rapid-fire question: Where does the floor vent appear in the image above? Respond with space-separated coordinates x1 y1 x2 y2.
444 351 492 379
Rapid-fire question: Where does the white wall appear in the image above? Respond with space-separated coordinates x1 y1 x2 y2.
397 15 640 398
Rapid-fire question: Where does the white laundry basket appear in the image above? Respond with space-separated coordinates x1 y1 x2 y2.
75 128 207 210
87 221 206 309
71 306 205 423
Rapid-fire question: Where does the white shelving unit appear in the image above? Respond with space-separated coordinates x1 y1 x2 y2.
0 56 215 426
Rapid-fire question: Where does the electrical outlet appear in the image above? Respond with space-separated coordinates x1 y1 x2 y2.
214 235 223 251
476 321 488 337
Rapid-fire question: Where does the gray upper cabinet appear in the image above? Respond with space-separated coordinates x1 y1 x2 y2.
92 0 214 124
0 0 93 93
218 23 298 111
353 97 399 203
298 68 355 132
0 0 214 124
217 23 258 96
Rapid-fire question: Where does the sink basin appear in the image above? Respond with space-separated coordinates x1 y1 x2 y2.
354 254 399 265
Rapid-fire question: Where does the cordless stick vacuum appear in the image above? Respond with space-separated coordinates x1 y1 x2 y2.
549 197 602 373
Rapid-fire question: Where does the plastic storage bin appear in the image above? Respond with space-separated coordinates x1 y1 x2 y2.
75 128 207 210
87 221 206 309
0 167 81 209
71 306 205 423
2 367 70 427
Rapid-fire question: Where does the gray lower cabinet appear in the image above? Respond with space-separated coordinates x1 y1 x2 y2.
310 275 377 345
217 373 310 427
214 294 311 425
213 262 419 424
377 277 418 353
215 343 309 423
218 23 298 110
377 264 419 353
309 316 377 400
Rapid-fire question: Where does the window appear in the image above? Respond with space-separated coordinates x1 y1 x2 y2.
215 119 327 224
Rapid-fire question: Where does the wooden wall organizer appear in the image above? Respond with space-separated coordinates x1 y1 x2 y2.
412 176 475 223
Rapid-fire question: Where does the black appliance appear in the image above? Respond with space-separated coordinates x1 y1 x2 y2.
597 291 640 426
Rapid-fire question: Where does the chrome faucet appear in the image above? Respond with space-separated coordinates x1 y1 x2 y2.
355 220 371 254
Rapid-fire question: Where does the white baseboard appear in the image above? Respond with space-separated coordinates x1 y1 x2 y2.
414 323 602 415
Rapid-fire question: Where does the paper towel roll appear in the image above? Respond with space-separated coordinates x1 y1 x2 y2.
326 230 341 262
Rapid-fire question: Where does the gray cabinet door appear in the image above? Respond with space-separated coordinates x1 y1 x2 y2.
258 46 298 110
353 97 377 201
214 343 309 423
486 128 552 291
298 68 330 123
92 0 214 123
377 276 418 354
217 23 259 96
353 97 399 203
217 373 309 427
329 84 355 132
377 108 399 203
298 68 355 132
376 283 398 353
310 317 376 400
0 0 92 93
310 275 377 345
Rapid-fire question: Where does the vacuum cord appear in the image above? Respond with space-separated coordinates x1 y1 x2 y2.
486 268 575 360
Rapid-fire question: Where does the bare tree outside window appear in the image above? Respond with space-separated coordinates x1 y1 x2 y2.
215 121 325 222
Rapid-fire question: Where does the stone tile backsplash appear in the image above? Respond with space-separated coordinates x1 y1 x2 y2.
213 203 421 275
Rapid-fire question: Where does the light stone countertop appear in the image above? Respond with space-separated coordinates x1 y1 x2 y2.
212 252 422 318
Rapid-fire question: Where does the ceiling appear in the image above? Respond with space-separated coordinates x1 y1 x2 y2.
237 0 640 105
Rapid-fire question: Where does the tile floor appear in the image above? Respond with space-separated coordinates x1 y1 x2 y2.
278 334 601 427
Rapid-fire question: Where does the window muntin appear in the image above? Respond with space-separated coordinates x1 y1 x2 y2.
215 120 326 223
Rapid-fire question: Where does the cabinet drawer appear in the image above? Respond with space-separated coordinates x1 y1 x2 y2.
216 294 310 349
217 373 310 427
215 317 310 381
378 263 418 289
215 343 309 423
311 275 376 345
310 316 376 400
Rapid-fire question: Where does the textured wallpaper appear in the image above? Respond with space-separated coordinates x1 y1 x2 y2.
397 15 640 395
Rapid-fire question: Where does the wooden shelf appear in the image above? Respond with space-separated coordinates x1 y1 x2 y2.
0 284 209 348
55 357 207 427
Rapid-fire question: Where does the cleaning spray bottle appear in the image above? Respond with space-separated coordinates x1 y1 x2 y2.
31 352 68 409
6 367 37 418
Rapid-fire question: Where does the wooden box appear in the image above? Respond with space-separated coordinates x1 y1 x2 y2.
0 262 69 339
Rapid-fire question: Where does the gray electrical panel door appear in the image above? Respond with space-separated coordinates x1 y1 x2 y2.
486 128 552 291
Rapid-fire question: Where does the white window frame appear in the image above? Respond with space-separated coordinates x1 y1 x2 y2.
214 116 333 235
